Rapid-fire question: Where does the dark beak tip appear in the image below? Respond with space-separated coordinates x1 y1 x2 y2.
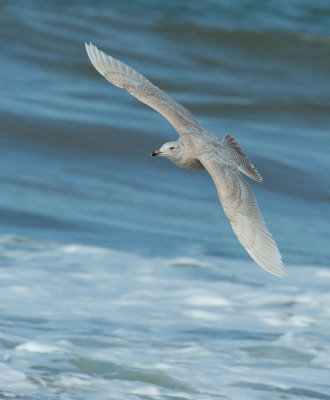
151 150 158 157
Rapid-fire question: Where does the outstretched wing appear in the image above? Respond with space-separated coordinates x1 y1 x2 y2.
200 156 286 277
85 43 203 136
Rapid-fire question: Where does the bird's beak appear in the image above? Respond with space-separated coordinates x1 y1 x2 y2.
151 150 161 157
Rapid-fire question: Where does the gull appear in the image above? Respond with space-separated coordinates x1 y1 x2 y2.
85 42 286 277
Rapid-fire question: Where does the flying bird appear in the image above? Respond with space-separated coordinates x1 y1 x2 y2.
85 42 286 277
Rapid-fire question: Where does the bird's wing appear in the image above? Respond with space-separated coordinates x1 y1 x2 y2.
85 43 203 136
199 155 286 277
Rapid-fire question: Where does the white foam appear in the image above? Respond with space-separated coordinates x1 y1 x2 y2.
62 244 110 256
0 363 26 381
7 285 33 296
169 257 210 268
182 309 223 322
0 362 35 391
183 295 231 307
289 315 315 327
54 373 91 389
1 233 330 399
316 269 330 278
131 386 161 396
16 341 62 354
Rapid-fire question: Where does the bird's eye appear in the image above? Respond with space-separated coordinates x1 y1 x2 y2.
170 147 174 150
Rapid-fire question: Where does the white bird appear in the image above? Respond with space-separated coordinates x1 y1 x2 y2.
85 42 286 277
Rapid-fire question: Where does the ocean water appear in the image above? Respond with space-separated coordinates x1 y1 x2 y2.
1 0 330 398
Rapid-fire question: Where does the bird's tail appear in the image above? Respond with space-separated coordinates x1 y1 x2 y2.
221 134 263 183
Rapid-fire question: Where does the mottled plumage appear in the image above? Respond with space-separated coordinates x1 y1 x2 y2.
85 42 286 277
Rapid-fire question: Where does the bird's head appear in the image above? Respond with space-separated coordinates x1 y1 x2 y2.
151 141 184 162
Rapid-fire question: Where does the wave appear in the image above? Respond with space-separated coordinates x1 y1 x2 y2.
1 0 329 273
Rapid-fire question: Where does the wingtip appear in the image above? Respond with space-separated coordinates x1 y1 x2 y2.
274 270 287 278
257 175 263 183
249 248 287 278
278 268 288 278
85 42 97 51
268 263 287 278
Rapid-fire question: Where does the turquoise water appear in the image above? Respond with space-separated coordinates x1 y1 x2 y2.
1 0 330 398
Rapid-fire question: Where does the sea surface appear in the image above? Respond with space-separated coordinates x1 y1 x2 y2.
1 0 330 399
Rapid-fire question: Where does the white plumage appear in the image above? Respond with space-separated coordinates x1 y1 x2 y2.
85 42 286 277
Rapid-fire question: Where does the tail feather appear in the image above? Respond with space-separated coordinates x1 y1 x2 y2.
221 134 263 182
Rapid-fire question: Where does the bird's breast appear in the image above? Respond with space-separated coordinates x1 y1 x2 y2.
174 157 205 170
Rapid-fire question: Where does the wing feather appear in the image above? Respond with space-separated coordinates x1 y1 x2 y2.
85 43 203 136
200 156 286 277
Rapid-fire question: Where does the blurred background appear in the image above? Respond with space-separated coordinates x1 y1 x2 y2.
1 0 330 399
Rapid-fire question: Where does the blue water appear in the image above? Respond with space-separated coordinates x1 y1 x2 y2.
1 0 330 398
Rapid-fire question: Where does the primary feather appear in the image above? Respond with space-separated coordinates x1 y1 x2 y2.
85 43 202 135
